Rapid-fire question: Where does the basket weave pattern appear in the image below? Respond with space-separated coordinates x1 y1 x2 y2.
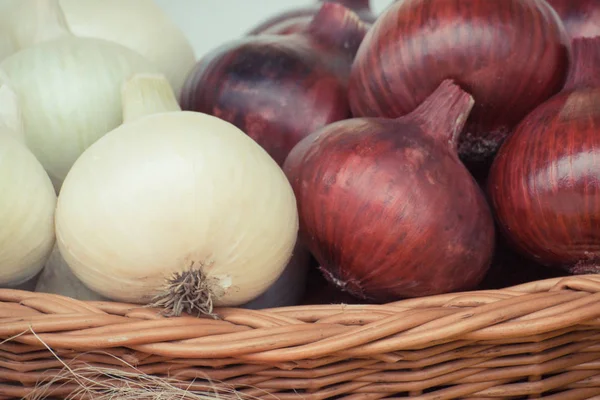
1 275 600 399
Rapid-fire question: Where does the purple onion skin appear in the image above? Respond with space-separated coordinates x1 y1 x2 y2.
180 3 367 166
247 0 376 35
488 37 600 274
547 0 600 39
283 80 495 302
349 0 571 173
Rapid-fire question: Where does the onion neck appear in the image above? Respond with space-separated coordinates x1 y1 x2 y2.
563 37 600 91
33 0 73 44
306 2 368 56
408 79 475 150
122 74 182 123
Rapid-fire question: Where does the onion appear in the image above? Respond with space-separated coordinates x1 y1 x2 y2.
0 0 160 192
180 2 368 166
0 84 56 289
488 37 600 274
6 0 195 94
35 244 108 301
55 74 299 316
247 0 376 35
283 80 495 302
348 0 571 174
546 0 600 39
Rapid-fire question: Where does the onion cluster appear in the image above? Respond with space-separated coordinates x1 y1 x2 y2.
180 2 368 165
348 0 571 175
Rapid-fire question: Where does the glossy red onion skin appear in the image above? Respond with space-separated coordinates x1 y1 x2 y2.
488 38 600 273
247 0 375 35
546 0 600 39
180 5 367 166
489 91 600 272
283 81 495 302
349 0 571 168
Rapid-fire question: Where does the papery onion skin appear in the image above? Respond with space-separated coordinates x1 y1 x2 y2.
349 0 571 172
56 78 299 309
0 133 56 288
488 37 600 274
35 244 108 301
0 37 160 192
546 0 600 39
181 3 367 166
247 0 375 35
6 0 195 94
283 80 495 301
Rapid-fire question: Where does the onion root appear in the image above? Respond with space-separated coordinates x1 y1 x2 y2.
149 264 224 318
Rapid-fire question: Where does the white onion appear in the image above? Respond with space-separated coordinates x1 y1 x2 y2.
0 0 161 192
0 89 56 288
6 0 195 94
55 74 299 315
35 244 108 301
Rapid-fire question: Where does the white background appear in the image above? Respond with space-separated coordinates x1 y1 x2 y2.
153 0 395 59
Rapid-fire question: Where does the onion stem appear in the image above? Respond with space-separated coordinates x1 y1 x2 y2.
121 74 182 123
33 0 72 44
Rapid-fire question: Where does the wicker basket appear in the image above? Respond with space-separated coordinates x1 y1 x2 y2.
1 274 600 399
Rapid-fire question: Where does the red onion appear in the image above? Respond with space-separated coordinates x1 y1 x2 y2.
348 0 571 173
180 3 367 166
283 80 495 302
546 0 600 39
247 0 375 35
488 37 600 274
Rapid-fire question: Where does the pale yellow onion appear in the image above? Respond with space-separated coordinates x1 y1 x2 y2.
55 74 298 314
35 244 108 301
7 0 195 94
0 87 56 287
0 0 161 192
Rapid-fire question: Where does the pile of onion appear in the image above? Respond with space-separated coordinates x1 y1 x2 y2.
284 80 495 302
180 2 368 166
348 0 571 176
488 37 600 275
247 0 376 35
546 0 600 39
55 74 299 316
0 83 56 291
5 0 195 94
0 0 160 192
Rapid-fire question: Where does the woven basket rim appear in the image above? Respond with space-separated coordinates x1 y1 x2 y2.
2 274 600 399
